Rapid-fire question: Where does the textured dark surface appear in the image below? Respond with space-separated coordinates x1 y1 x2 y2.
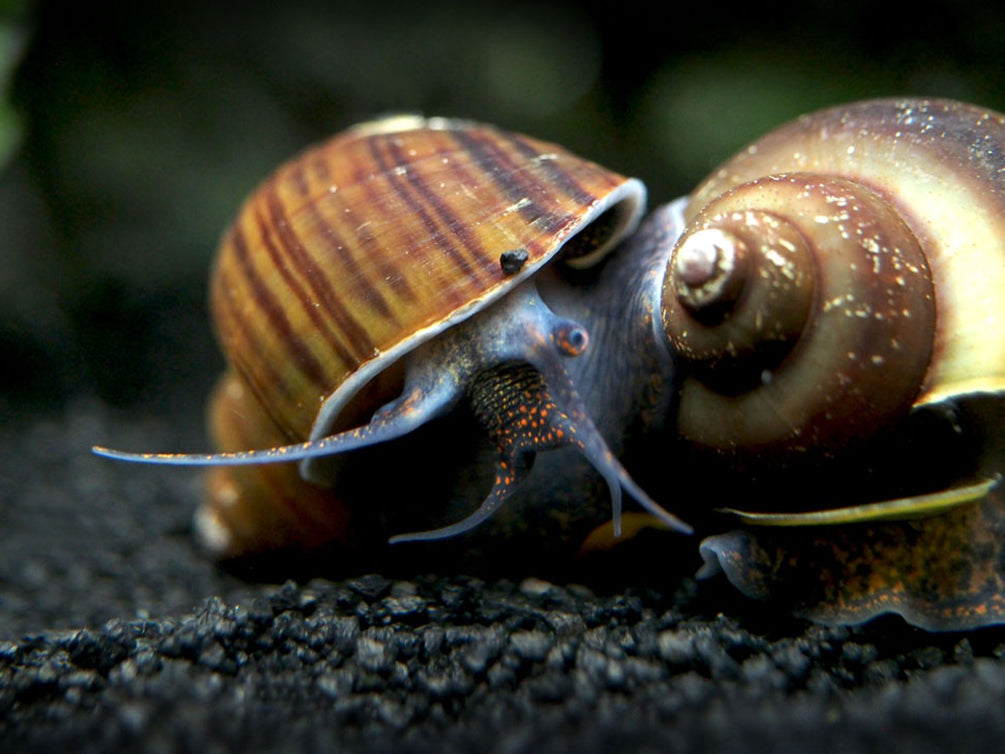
3 397 1005 754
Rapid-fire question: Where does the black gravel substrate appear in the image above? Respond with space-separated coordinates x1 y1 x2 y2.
3 399 1005 753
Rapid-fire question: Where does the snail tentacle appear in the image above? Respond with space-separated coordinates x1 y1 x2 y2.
90 378 461 468
528 344 691 538
384 283 690 542
95 281 690 542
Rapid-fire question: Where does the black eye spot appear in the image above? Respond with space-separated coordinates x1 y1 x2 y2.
499 248 529 275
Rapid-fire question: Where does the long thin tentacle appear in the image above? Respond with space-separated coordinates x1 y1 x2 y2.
533 352 692 536
92 375 460 467
389 453 532 544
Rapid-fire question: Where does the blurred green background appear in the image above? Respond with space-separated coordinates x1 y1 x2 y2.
2 0 1004 418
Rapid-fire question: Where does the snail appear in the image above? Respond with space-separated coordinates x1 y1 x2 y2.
95 98 1005 630
94 114 689 559
652 96 1005 629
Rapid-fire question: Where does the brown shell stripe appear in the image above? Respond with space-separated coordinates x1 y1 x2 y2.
376 127 528 297
213 227 325 431
381 130 529 284
294 158 403 320
450 128 567 239
437 125 619 267
260 183 375 366
367 131 484 305
246 198 366 389
509 132 607 210
285 127 492 346
452 128 621 248
268 147 403 362
283 154 399 318
230 198 375 435
301 144 419 307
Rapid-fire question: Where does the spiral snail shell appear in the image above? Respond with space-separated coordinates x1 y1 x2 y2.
663 98 1005 476
651 98 1005 629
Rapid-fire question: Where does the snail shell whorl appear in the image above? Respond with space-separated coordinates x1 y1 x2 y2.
664 173 936 458
665 207 817 393
684 98 1005 408
662 97 1005 474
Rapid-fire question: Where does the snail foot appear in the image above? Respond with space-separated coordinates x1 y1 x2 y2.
698 485 1005 631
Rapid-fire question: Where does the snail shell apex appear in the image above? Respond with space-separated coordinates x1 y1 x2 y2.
684 98 1005 409
210 115 646 444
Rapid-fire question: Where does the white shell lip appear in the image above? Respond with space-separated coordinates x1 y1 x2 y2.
303 176 648 460
345 114 440 138
346 114 551 141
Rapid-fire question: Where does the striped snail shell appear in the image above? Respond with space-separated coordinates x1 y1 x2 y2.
95 115 688 557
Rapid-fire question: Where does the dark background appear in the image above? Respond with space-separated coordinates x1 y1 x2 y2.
3 2 1005 752
3 0 1005 419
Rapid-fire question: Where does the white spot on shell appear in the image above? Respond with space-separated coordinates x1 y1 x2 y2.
215 480 240 509
505 197 533 214
194 507 234 555
225 379 245 402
